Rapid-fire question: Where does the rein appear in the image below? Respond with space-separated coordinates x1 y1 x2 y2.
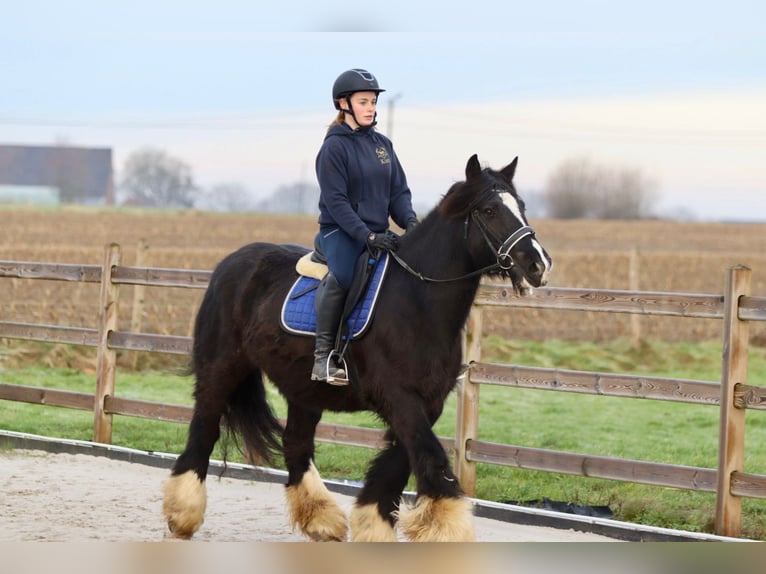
388 249 499 283
388 206 535 283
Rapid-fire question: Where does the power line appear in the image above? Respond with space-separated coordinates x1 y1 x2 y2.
0 108 762 145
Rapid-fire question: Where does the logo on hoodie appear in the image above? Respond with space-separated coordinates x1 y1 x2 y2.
375 146 391 165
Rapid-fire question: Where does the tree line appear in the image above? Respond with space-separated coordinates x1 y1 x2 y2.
116 147 659 219
117 148 318 214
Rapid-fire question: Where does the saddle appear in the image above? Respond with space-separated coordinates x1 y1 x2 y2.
279 247 390 343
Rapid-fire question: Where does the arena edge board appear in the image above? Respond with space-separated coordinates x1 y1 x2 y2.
0 429 748 543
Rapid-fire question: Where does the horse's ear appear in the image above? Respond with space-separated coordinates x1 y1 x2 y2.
500 156 519 181
465 154 482 180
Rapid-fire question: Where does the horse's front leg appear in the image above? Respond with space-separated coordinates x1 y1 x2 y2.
388 393 475 542
283 403 348 541
350 430 410 541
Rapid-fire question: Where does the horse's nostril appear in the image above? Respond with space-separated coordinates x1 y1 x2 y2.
526 261 549 287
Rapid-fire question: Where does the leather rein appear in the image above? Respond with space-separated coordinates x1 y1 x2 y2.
388 187 536 284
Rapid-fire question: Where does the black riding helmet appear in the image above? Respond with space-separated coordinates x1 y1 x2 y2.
332 68 386 111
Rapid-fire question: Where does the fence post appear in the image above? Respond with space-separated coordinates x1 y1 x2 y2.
128 239 148 369
715 264 751 537
629 248 642 347
93 243 121 444
455 305 482 496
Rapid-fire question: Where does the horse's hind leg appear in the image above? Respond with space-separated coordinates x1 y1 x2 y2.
162 366 241 539
162 410 218 538
283 403 348 541
350 431 409 542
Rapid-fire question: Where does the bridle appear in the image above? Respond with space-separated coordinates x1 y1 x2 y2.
470 206 535 271
388 185 536 283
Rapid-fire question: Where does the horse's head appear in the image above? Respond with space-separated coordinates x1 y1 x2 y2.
439 154 552 294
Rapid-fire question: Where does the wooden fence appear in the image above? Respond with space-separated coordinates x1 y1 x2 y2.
1 243 766 538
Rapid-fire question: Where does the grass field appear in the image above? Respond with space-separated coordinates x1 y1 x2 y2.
2 337 766 539
3 206 766 538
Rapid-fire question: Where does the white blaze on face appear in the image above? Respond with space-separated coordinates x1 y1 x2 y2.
500 191 552 283
500 191 526 225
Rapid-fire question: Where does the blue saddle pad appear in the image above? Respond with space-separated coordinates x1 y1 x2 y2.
280 252 389 339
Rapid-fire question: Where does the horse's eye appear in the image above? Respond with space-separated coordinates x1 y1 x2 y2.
482 207 494 217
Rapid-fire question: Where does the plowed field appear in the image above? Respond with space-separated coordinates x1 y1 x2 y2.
3 207 765 343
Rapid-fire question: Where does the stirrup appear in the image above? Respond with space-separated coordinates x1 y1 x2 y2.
323 352 349 386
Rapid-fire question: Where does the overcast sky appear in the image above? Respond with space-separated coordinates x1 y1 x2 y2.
2 1 764 221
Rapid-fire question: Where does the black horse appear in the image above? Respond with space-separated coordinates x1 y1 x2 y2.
162 154 552 542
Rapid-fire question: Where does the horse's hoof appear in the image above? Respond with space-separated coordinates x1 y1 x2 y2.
396 496 475 542
307 527 348 542
162 471 207 540
350 503 398 542
289 497 349 542
285 461 349 542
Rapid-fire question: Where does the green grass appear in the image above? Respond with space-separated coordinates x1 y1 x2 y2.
1 338 766 539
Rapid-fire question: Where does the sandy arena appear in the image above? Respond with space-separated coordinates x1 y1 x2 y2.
0 449 621 542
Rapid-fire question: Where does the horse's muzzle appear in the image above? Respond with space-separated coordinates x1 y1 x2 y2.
526 260 549 287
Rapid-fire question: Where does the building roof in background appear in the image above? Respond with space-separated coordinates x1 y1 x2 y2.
0 144 113 204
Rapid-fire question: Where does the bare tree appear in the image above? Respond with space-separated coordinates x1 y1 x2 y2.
594 167 658 220
119 148 198 208
255 182 319 215
543 158 596 219
196 182 258 212
543 156 658 219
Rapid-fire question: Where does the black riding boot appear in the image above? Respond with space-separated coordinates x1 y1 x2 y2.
311 273 348 384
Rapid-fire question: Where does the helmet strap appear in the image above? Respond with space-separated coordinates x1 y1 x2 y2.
343 96 357 124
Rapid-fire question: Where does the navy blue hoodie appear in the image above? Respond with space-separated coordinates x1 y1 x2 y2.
315 122 416 243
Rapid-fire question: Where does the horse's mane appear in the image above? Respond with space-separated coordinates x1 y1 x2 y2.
435 167 512 220
437 179 479 219
398 163 528 288
399 168 494 249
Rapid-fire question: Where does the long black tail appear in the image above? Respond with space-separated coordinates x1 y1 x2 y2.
221 370 284 466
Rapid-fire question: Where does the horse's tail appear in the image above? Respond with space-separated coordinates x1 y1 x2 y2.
221 369 284 466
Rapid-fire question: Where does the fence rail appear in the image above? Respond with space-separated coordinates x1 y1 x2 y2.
1 246 766 538
475 284 727 318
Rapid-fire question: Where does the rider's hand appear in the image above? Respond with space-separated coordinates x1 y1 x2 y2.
366 231 399 252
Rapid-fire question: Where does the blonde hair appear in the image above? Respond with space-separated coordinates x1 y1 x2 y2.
327 111 345 130
326 110 378 132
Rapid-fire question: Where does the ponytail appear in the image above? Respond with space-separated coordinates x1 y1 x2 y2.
327 111 345 131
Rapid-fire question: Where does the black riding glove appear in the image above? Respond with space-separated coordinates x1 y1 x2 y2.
366 231 399 252
405 218 418 233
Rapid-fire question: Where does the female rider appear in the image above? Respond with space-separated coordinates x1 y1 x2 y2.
312 68 418 383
